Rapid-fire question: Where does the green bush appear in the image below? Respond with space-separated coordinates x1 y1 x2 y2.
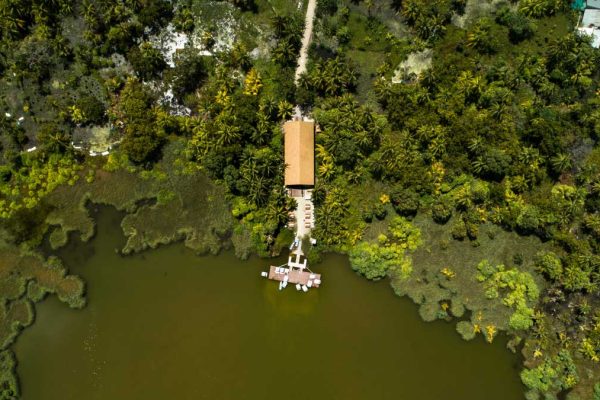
75 95 106 126
391 188 419 217
496 7 535 43
451 218 467 240
477 260 539 330
350 217 421 280
432 196 453 223
127 42 167 81
534 251 563 281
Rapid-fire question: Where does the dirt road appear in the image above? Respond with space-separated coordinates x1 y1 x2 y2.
294 0 317 84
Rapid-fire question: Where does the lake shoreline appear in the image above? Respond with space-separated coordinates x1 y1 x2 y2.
12 204 526 399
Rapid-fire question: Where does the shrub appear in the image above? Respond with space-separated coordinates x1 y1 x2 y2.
432 196 453 223
373 203 387 220
349 217 421 280
516 205 541 233
127 42 167 81
349 241 412 280
477 260 539 330
391 187 419 217
496 7 535 43
451 218 467 240
75 95 106 125
534 251 563 281
167 49 209 102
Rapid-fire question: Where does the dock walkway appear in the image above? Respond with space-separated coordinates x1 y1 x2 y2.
268 265 321 287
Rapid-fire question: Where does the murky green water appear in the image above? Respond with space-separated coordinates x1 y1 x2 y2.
14 207 525 399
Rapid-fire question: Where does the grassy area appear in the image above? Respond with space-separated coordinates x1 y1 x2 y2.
346 50 386 106
45 141 235 256
392 214 549 341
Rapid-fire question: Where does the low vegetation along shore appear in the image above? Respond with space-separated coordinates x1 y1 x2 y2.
2 0 600 398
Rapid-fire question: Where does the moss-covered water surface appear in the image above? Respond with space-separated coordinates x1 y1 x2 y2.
14 207 525 399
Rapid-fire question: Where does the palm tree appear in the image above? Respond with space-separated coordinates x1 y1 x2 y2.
511 175 529 193
471 157 485 175
216 120 241 146
401 0 420 25
266 200 288 227
428 136 446 159
550 153 572 174
5 16 25 36
277 100 293 121
468 137 484 154
519 0 546 17
273 39 296 66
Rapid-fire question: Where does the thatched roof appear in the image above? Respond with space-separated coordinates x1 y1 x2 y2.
284 120 315 187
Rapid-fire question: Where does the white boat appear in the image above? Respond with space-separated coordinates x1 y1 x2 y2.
279 282 283 290
302 285 308 292
296 284 301 291
282 281 288 288
307 280 313 288
314 279 321 285
260 271 268 278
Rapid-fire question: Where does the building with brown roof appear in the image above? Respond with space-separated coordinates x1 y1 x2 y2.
284 120 315 187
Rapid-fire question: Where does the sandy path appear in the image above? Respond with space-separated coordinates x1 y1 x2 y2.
294 0 317 84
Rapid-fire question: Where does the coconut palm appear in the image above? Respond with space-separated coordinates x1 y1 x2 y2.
215 118 241 146
277 100 293 121
550 153 572 174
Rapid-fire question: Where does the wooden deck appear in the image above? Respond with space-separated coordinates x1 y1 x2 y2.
267 265 321 287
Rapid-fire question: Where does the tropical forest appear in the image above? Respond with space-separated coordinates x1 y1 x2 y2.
1 0 600 399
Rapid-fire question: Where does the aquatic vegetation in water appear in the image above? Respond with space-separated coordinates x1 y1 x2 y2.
45 142 234 255
0 247 85 350
0 350 18 400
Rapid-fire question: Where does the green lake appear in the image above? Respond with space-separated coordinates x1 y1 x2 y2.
14 207 525 399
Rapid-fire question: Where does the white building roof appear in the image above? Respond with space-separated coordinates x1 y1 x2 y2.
582 8 600 26
578 9 600 48
587 0 600 9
